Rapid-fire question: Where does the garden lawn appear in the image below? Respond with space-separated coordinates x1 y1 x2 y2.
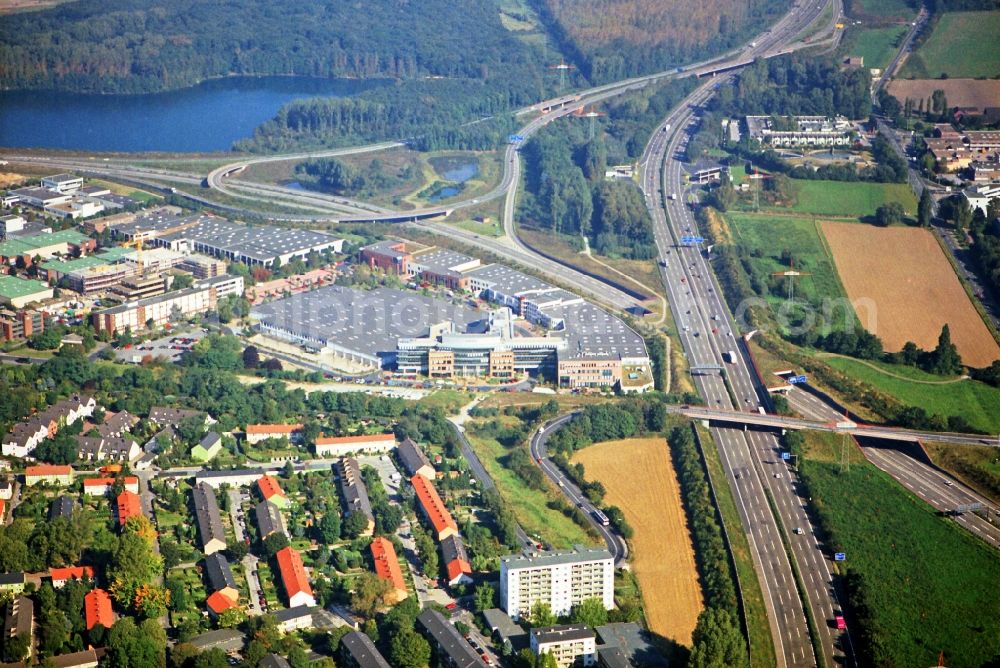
824 356 1000 433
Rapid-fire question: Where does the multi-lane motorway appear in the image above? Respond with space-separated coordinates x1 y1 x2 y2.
631 2 853 663
786 386 1000 549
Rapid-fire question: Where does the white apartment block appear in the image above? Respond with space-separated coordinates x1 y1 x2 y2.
530 626 597 668
500 546 614 620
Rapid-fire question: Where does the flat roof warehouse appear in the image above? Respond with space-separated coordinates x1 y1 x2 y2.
113 212 343 266
252 285 482 365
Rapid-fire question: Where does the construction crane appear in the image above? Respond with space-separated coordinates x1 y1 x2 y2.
574 107 606 140
549 61 575 91
772 258 811 301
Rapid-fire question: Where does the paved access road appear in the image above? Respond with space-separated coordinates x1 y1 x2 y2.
527 412 630 567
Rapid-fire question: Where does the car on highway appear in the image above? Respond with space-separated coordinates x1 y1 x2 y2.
794 527 804 535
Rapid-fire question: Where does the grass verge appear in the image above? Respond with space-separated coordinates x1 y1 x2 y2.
824 356 1000 433
466 432 596 548
696 425 776 668
799 431 1000 666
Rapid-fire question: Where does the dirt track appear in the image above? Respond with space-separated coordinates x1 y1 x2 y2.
822 222 1000 367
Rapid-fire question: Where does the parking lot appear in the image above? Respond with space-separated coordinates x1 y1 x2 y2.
116 328 207 363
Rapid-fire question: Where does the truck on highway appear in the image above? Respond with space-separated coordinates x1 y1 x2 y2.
723 350 738 364
669 193 678 200
592 509 610 526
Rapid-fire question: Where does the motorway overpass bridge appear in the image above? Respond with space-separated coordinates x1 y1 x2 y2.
676 406 996 447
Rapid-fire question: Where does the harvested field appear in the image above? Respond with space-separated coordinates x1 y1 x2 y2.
821 222 1000 367
887 79 1000 113
572 437 703 646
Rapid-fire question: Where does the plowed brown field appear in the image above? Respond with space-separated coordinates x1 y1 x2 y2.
572 438 703 646
821 221 1000 367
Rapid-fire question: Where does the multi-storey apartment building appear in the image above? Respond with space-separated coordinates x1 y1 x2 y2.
499 546 614 620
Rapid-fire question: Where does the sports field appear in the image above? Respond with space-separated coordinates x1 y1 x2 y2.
821 222 1000 367
824 356 1000 433
572 438 704 646
788 180 917 218
899 10 1000 78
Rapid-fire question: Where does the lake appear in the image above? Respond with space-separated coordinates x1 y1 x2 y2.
0 76 385 153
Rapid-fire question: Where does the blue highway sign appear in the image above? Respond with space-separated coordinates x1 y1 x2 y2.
782 452 791 461
834 552 846 562
788 375 808 384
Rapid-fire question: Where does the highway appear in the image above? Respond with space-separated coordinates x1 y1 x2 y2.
628 2 853 664
527 412 630 567
785 386 1000 550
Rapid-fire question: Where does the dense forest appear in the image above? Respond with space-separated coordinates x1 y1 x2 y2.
0 0 545 94
713 55 872 120
234 79 523 153
534 0 791 82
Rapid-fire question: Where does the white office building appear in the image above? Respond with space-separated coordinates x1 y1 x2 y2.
499 546 614 620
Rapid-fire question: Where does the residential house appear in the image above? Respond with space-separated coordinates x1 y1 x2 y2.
441 534 473 586
147 406 207 428
245 423 303 445
314 433 396 458
191 432 223 462
0 573 25 596
116 490 142 528
204 553 239 605
206 590 239 617
417 608 487 668
275 547 315 608
337 458 375 536
257 474 289 509
194 467 268 489
48 648 101 668
48 495 75 521
272 605 317 634
370 537 408 604
76 436 142 463
0 479 12 500
260 655 292 668
193 482 227 555
255 500 288 540
84 588 114 631
3 596 34 660
530 625 597 668
83 476 139 497
94 411 138 438
25 465 74 487
397 437 435 479
50 566 95 589
411 474 458 541
500 546 614 620
340 631 392 668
